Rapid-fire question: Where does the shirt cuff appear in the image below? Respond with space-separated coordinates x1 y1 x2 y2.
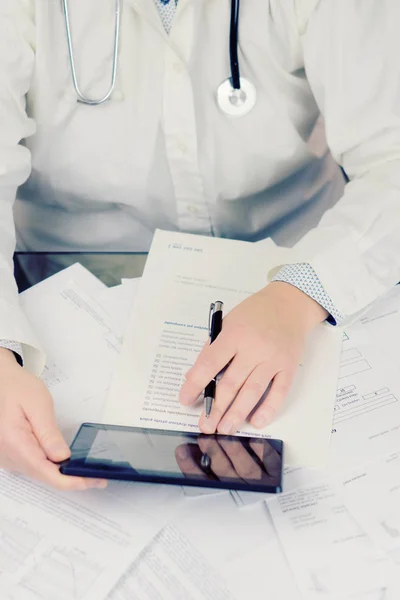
272 263 346 326
0 340 24 366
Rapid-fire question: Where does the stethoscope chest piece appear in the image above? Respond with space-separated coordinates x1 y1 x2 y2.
217 77 257 118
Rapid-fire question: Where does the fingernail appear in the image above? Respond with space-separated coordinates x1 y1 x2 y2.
49 442 69 457
218 421 235 435
91 480 107 489
180 394 192 406
253 408 275 428
200 419 216 434
75 480 89 491
176 447 189 460
253 415 267 428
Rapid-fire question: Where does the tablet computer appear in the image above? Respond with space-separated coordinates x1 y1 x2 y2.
60 423 284 494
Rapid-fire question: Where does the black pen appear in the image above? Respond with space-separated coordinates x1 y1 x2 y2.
204 301 224 418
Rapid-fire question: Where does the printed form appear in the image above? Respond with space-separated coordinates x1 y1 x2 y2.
103 230 342 467
329 325 400 468
267 482 396 599
342 451 400 566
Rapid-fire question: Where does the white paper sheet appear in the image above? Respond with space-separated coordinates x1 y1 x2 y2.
104 230 342 467
330 326 400 468
20 279 123 444
267 482 395 599
342 452 400 564
354 285 400 370
95 279 141 333
20 279 121 377
21 263 106 300
0 470 183 600
109 495 300 600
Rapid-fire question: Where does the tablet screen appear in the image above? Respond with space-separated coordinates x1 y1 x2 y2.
61 423 284 493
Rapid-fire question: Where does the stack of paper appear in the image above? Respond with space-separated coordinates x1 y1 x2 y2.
4 229 400 599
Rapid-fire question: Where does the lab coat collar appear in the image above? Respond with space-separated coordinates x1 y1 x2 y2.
124 0 187 31
124 0 192 32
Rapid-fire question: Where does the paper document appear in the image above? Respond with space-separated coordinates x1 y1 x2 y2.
267 482 395 599
330 325 400 468
109 494 300 600
355 285 400 370
103 230 342 467
342 452 400 565
0 470 182 600
20 278 123 444
95 279 141 333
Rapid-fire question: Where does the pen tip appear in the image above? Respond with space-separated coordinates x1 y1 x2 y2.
204 397 213 419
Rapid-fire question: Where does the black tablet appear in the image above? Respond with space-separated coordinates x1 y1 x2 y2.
60 423 283 494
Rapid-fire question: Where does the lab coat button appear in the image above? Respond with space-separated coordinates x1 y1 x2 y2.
187 205 200 214
178 142 189 155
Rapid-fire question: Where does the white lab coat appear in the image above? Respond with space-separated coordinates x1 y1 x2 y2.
1 0 400 374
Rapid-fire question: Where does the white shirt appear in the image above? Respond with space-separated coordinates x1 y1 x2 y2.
2 0 400 373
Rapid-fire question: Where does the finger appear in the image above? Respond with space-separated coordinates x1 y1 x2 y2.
23 388 71 463
175 444 205 477
8 426 107 491
218 438 263 481
179 333 234 406
216 364 273 435
29 459 108 491
250 370 295 429
198 355 259 434
198 437 237 479
254 440 282 478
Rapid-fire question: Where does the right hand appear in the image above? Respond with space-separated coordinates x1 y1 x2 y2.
0 349 107 491
175 435 282 487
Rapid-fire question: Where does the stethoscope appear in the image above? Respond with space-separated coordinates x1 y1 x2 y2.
61 0 257 116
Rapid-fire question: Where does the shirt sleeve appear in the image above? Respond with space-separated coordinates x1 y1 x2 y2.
282 0 400 325
272 263 345 325
0 1 46 374
0 339 24 366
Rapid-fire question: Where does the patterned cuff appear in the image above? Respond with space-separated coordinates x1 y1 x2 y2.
0 340 24 366
272 263 346 326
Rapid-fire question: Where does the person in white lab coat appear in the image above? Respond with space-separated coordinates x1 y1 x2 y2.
0 0 399 490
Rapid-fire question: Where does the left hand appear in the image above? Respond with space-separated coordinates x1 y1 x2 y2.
179 282 328 435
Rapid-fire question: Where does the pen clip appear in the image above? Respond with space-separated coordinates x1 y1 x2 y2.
208 303 215 336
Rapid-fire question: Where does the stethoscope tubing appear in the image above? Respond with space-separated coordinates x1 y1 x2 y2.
62 0 121 105
229 0 241 90
62 0 253 114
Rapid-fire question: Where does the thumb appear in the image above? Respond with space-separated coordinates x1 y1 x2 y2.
23 388 70 463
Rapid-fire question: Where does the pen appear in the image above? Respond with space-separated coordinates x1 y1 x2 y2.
204 301 224 418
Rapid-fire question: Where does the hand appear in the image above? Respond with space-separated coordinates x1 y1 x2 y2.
179 282 328 434
175 436 282 487
0 349 107 491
